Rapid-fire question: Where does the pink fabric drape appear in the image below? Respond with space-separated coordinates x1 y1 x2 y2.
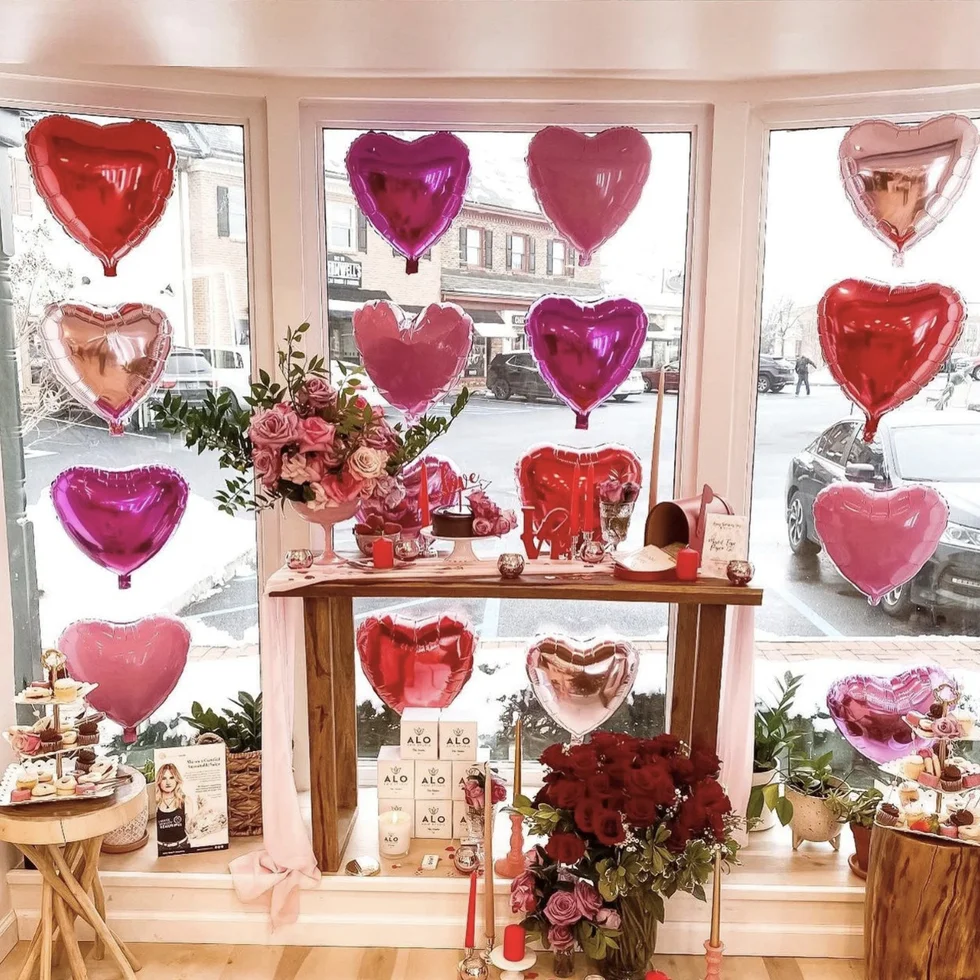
717 605 755 829
229 596 320 927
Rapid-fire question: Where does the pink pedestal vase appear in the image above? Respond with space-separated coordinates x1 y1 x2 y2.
291 498 359 564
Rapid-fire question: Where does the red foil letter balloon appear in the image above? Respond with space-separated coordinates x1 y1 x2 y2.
525 296 647 429
51 465 189 589
352 301 473 422
839 114 978 264
60 616 190 743
26 115 176 276
526 634 639 740
345 131 470 274
817 280 964 442
812 483 948 606
39 302 173 435
357 613 475 714
526 127 652 266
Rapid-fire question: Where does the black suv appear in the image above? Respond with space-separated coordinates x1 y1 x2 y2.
487 352 553 401
757 354 795 394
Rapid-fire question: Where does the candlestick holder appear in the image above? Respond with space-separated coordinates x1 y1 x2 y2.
494 811 526 878
703 939 724 979
457 949 489 980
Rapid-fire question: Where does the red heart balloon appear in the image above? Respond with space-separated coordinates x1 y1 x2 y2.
26 115 176 277
527 127 652 266
516 443 642 531
356 614 475 714
817 279 964 441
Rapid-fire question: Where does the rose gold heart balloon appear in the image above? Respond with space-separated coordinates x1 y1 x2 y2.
526 633 639 739
839 115 979 263
39 302 173 435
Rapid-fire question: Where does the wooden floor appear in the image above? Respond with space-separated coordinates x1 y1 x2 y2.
0 943 865 980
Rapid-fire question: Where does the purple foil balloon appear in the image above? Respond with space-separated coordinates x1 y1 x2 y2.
51 465 189 589
345 131 471 274
826 665 952 765
526 295 648 429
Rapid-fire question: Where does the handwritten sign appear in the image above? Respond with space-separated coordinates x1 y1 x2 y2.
701 513 748 578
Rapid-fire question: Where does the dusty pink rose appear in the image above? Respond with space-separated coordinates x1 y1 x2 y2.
595 908 621 930
297 416 337 454
323 470 365 503
933 717 962 739
473 516 494 536
281 454 325 486
544 890 581 927
548 925 575 951
305 482 330 511
363 417 399 452
298 377 337 412
468 490 498 521
251 447 282 488
495 511 517 535
525 847 543 867
510 871 538 914
573 880 602 920
598 478 624 504
249 405 300 450
348 446 388 481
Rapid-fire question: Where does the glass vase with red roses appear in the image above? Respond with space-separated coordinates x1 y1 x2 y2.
510 733 739 980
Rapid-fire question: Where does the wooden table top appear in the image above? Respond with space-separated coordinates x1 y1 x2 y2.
267 557 763 605
0 771 146 846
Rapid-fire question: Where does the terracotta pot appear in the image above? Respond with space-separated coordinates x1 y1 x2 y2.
850 821 872 877
749 768 778 833
785 780 845 851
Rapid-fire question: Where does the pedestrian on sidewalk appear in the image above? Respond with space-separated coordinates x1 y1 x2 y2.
795 354 816 396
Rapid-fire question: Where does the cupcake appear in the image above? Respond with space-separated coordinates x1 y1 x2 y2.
877 802 901 827
75 748 97 773
941 765 964 793
901 756 925 780
53 678 81 703
38 729 62 753
950 809 975 837
953 709 975 737
955 811 980 841
898 781 921 806
76 721 99 746
929 701 946 720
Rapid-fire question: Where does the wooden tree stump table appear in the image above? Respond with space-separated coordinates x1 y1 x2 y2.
0 773 146 980
866 823 980 980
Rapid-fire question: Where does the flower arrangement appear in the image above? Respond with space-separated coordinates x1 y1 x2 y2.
598 474 641 505
460 765 508 809
150 323 468 515
468 488 518 537
512 733 738 978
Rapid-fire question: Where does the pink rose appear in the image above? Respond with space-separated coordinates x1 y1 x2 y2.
298 416 337 454
462 777 484 809
473 516 494 536
510 871 538 914
599 478 623 504
468 490 498 521
596 908 621 930
348 446 389 482
249 405 300 450
305 482 330 511
525 847 543 867
281 454 324 486
544 890 581 927
363 417 399 452
548 925 575 951
251 447 282 488
322 471 365 503
573 880 602 920
298 377 337 412
933 717 962 739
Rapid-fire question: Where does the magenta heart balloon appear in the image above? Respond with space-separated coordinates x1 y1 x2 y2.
353 301 473 421
60 616 190 743
526 295 647 429
346 131 470 274
827 666 952 764
813 483 948 605
527 127 652 266
51 465 189 589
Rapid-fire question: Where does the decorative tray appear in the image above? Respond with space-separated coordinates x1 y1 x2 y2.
1 734 81 760
14 683 98 706
875 818 980 848
0 762 130 808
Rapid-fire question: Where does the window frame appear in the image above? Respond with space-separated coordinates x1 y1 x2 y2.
326 200 355 250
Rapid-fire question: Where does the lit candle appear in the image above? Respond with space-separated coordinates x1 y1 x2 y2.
569 462 581 535
464 868 478 949
484 762 495 949
583 464 596 532
378 809 411 858
418 461 431 527
513 718 522 802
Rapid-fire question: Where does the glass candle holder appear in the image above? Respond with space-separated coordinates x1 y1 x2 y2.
378 808 412 858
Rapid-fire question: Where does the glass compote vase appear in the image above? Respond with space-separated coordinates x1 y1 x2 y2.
599 498 637 551
291 499 359 564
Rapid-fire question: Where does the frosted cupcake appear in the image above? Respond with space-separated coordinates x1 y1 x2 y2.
876 802 901 827
941 765 964 793
952 810 980 841
900 755 925 781
53 678 81 703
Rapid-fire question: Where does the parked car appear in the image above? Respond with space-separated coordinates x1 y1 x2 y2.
487 351 642 403
785 412 980 618
197 345 251 399
137 347 217 430
641 362 680 393
641 354 794 394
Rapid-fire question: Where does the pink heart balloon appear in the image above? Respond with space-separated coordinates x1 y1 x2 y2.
346 131 470 274
839 115 978 262
527 127 652 266
827 666 952 764
526 295 647 429
60 616 190 743
353 301 473 422
813 483 948 605
526 634 639 739
39 302 173 435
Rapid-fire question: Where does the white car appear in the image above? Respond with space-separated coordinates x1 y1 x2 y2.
609 369 645 402
197 346 251 400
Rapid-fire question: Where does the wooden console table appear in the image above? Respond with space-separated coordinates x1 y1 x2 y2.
268 562 762 873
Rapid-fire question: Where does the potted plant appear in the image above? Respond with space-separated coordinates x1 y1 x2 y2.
184 692 263 837
747 671 803 832
782 752 849 851
827 785 882 878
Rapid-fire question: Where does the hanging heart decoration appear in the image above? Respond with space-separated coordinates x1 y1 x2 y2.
526 633 639 739
357 453 463 531
356 613 476 714
527 126 652 265
353 301 473 422
51 465 189 589
826 666 953 765
839 114 978 263
26 115 176 276
526 295 647 429
39 302 173 435
60 616 191 744
812 483 948 606
817 279 964 442
346 131 470 274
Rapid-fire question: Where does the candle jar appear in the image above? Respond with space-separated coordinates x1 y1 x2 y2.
552 948 576 978
378 809 411 858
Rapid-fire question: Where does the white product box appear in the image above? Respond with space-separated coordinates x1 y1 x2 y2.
377 745 415 799
452 800 471 840
400 708 440 761
414 759 454 800
452 752 490 802
377 798 414 835
438 714 478 761
415 799 453 839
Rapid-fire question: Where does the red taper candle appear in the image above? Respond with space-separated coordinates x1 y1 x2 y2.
464 869 477 949
419 462 430 527
503 924 526 962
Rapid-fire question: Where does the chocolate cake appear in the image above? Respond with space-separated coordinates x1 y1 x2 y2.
431 506 475 538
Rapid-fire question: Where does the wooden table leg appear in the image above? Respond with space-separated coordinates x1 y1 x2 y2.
52 891 86 980
39 881 52 980
690 604 727 755
669 604 699 744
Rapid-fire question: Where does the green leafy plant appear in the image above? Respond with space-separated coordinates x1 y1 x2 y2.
183 691 262 753
826 785 882 829
747 672 804 827
785 751 843 800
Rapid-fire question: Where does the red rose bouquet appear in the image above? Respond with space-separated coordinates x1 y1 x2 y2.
511 733 738 980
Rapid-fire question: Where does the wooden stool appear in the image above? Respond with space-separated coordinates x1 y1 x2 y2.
0 773 146 980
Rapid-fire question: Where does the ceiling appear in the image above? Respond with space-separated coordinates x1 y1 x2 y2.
1 0 979 81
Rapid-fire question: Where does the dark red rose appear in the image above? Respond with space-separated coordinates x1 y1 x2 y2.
552 778 586 811
669 755 696 785
589 732 625 756
574 799 599 834
690 747 722 780
566 745 600 778
545 832 587 865
605 756 636 787
645 733 682 757
593 808 626 846
667 779 732 851
540 744 569 772
603 789 627 813
534 784 555 808
625 763 676 806
586 772 613 798
624 795 660 828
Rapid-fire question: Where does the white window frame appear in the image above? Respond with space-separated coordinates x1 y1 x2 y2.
326 200 355 250
227 184 247 241
464 226 484 266
550 238 566 276
509 231 527 271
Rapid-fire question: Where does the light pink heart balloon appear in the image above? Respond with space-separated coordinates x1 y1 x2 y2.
353 301 473 422
526 634 639 739
60 616 190 743
813 484 948 605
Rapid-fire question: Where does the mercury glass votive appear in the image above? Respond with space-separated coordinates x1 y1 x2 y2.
726 559 754 586
497 553 526 579
285 548 315 570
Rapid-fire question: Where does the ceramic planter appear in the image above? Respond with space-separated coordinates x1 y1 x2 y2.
749 768 778 832
849 821 872 878
785 780 845 851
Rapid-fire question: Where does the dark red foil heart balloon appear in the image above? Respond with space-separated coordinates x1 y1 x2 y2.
817 279 964 441
26 115 176 276
356 613 476 714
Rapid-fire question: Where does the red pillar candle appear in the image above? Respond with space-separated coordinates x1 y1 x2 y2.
418 462 430 527
675 546 699 582
503 924 526 962
372 536 394 569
